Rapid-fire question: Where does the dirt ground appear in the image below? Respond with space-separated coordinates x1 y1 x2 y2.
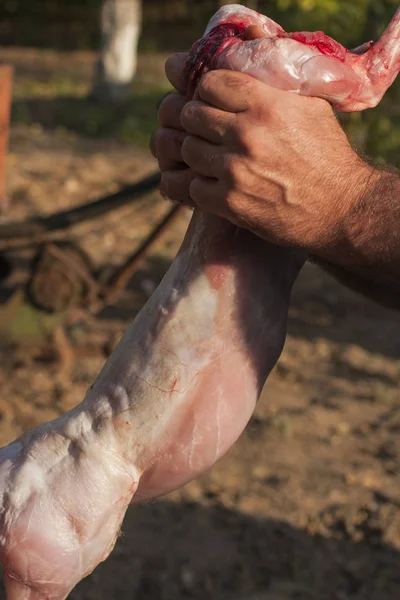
0 48 399 600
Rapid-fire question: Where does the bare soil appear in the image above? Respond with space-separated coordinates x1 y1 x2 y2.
0 48 399 600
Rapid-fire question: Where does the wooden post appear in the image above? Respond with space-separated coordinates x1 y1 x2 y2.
0 65 12 212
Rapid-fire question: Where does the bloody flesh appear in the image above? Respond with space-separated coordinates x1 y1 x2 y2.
185 22 248 100
283 31 348 62
185 5 400 111
186 23 350 99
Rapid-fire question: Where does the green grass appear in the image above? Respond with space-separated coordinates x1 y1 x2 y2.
9 52 400 163
11 72 171 147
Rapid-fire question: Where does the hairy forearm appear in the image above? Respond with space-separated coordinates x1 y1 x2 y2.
310 256 400 311
311 165 400 305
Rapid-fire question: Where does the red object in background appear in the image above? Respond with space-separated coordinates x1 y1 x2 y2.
0 65 13 211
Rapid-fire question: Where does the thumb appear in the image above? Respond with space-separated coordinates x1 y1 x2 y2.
165 53 189 94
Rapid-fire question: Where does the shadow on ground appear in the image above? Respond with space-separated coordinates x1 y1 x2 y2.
101 256 400 363
288 263 400 361
41 499 400 600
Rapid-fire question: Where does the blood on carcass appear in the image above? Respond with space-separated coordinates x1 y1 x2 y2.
185 4 400 112
185 22 248 100
283 31 348 62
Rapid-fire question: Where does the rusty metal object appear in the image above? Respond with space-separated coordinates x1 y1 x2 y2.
0 65 12 211
103 204 182 300
10 202 182 321
0 165 184 352
27 242 98 313
0 171 161 248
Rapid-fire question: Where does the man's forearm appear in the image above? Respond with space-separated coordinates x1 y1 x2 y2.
312 166 400 300
310 256 400 311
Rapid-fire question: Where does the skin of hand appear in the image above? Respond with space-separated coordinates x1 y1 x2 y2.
151 38 400 298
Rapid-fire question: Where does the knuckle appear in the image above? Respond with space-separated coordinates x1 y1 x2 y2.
199 70 219 95
180 133 191 152
260 100 278 123
190 178 206 207
180 135 195 163
157 129 186 168
179 103 190 128
171 131 185 157
235 123 254 152
156 91 172 112
155 129 171 160
151 129 163 158
157 92 183 126
180 136 190 162
225 156 246 187
156 96 169 124
180 100 199 128
216 182 236 216
149 130 157 157
225 71 251 94
224 191 237 215
251 92 274 122
202 69 246 95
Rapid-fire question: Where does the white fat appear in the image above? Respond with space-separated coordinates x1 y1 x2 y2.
108 384 130 413
205 4 283 37
64 411 94 442
205 5 258 35
89 394 115 422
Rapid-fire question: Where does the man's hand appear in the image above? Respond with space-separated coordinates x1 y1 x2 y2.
152 50 400 298
152 54 373 254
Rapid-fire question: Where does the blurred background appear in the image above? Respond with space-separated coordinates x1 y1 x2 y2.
0 1 400 599
0 0 398 157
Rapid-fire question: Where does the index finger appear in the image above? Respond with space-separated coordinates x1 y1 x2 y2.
165 53 188 94
198 70 266 112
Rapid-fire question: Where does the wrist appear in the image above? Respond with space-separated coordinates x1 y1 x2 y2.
311 161 400 279
309 158 379 265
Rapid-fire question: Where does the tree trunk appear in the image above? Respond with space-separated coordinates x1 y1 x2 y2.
91 0 142 103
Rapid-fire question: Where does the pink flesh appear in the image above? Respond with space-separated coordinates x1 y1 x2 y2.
185 4 400 112
0 5 398 599
0 213 304 599
281 31 348 62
